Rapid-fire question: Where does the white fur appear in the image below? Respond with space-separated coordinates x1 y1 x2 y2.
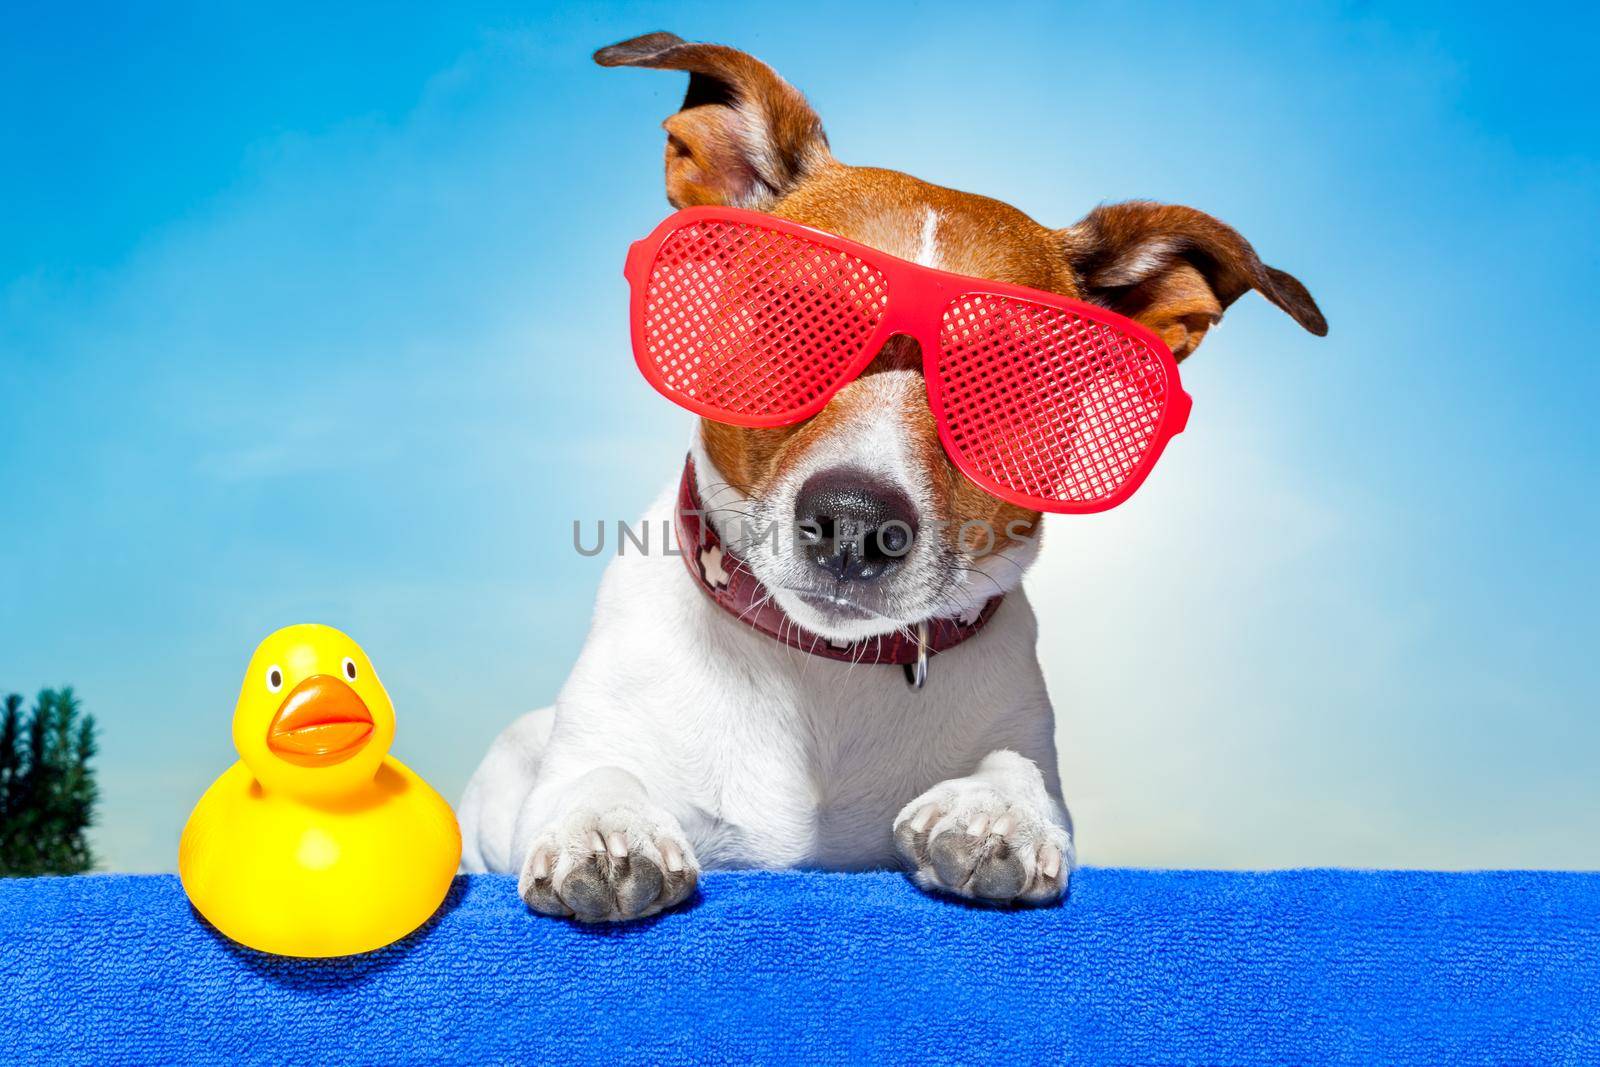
708 371 1039 644
1094 235 1183 287
460 214 1073 920
460 445 1073 918
914 208 943 269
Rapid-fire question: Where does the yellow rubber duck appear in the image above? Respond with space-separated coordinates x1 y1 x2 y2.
180 624 460 957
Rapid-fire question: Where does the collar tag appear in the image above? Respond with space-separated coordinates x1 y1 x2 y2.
903 620 930 691
675 455 1001 680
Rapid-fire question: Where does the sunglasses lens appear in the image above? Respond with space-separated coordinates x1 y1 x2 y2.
640 220 890 421
936 295 1175 509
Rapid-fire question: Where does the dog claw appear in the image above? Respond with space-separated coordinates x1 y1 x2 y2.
894 782 1070 906
1039 842 1061 880
519 807 700 922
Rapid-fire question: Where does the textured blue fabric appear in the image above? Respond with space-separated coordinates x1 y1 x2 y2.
3 869 1598 1064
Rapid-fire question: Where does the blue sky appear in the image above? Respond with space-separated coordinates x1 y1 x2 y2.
2 1 1595 872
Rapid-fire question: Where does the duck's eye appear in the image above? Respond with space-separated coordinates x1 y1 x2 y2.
342 657 358 681
265 666 284 693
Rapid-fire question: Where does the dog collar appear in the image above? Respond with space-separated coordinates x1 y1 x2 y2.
675 456 1002 689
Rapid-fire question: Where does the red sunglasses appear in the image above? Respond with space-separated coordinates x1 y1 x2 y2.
624 207 1191 514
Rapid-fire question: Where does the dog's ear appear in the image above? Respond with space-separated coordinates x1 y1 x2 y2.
595 32 831 209
1060 201 1327 361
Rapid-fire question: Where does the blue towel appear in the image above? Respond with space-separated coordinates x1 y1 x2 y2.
3 869 1598 1064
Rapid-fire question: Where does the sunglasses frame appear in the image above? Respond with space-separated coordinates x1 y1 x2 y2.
624 206 1192 514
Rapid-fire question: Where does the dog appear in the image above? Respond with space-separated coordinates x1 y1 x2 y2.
458 31 1326 921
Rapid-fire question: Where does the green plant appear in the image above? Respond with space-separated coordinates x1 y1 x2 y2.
0 688 99 876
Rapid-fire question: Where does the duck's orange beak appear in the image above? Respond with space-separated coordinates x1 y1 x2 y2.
267 675 374 767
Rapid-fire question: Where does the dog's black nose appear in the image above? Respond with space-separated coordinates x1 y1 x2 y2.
794 469 918 583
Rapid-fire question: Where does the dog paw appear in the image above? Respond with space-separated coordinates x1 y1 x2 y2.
518 804 698 922
893 781 1071 905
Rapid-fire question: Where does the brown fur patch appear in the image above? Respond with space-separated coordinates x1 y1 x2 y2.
1061 200 1328 347
700 166 1055 558
602 34 1324 563
596 32 830 208
1119 262 1225 362
771 167 1079 295
699 420 800 496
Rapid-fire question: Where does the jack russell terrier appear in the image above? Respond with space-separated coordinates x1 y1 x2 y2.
459 31 1326 921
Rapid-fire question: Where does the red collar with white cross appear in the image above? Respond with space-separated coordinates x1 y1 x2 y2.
673 456 1002 689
